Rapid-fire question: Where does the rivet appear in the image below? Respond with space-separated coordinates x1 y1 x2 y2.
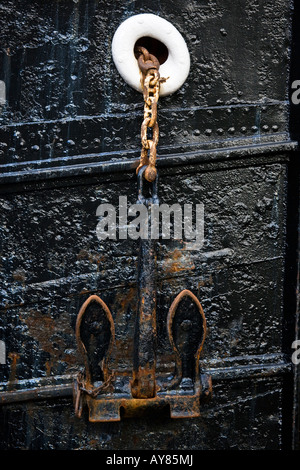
217 128 224 135
251 126 258 132
228 127 235 134
31 145 40 151
272 125 279 132
93 138 101 147
205 129 212 136
81 139 89 148
262 125 269 131
193 129 200 136
67 139 75 147
240 126 247 133
220 28 227 36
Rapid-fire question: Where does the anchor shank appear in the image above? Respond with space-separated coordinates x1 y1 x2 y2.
131 194 157 399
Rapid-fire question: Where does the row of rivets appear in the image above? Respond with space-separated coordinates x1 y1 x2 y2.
199 124 280 136
0 121 282 157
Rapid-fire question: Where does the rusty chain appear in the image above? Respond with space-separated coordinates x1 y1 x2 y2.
135 46 167 183
74 370 115 417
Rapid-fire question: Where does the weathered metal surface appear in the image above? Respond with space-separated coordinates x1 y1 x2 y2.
0 157 293 447
0 0 293 182
0 375 287 450
0 0 298 451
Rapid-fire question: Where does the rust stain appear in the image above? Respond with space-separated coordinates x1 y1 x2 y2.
22 309 79 376
77 249 105 265
12 269 26 282
114 287 136 313
198 274 214 288
131 364 156 399
7 352 20 391
163 249 195 274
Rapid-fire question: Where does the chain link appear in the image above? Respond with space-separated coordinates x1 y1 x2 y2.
74 370 115 417
136 47 167 183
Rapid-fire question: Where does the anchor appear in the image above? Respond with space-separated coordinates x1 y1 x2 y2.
73 48 212 422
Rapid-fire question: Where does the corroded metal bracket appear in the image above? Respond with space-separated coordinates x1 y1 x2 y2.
73 168 212 422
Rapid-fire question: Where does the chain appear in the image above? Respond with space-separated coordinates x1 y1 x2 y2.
74 370 115 417
136 46 167 183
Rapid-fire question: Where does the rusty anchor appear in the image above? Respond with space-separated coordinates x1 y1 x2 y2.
73 167 212 422
73 48 212 422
